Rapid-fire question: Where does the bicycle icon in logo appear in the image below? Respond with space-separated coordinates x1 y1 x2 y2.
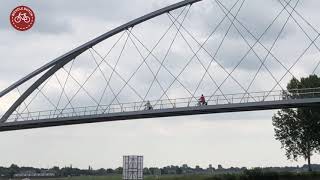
14 12 31 23
10 5 35 31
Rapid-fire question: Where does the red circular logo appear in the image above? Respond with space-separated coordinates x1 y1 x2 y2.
10 6 35 31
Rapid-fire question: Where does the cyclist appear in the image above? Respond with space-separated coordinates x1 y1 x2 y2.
145 100 153 110
199 94 207 106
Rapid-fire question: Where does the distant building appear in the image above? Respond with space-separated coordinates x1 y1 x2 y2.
167 166 177 175
153 168 161 176
207 164 214 174
123 155 143 180
181 164 193 174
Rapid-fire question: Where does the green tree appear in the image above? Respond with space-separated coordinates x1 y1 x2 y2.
8 164 19 178
114 167 123 174
273 75 320 172
106 168 114 174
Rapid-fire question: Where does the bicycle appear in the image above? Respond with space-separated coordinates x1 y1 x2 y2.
14 12 31 23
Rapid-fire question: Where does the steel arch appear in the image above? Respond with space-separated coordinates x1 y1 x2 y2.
0 0 202 122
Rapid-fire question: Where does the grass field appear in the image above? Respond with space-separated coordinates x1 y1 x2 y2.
7 173 320 180
11 175 205 180
8 175 211 180
51 175 203 180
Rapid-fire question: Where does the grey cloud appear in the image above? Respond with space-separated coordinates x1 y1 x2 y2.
33 15 73 34
0 0 180 34
188 0 298 44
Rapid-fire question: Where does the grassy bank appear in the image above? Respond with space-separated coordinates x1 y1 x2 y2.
6 172 320 180
63 173 320 180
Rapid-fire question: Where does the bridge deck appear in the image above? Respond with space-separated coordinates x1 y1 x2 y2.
1 97 320 132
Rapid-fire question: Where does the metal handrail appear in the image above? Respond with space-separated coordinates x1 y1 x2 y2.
4 88 320 122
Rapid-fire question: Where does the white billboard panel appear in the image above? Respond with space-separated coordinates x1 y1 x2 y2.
123 155 143 180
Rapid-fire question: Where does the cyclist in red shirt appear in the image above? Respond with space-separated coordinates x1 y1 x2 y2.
199 94 206 105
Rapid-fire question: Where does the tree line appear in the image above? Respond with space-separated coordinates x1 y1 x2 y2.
0 164 123 178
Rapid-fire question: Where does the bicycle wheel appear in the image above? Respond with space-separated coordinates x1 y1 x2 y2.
14 16 21 23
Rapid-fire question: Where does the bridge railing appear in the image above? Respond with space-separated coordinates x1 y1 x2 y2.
5 87 320 122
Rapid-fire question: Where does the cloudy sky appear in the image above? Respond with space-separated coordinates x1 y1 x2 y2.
1 0 320 169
